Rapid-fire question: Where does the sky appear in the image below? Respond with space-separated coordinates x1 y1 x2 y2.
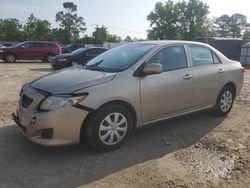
0 0 249 39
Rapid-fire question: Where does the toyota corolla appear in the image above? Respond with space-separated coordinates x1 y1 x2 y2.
12 41 244 151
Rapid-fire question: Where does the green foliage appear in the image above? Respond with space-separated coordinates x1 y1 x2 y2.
0 18 22 41
56 1 86 43
107 34 122 43
214 13 247 38
147 0 209 40
23 14 52 41
92 26 108 44
243 30 250 43
124 36 133 42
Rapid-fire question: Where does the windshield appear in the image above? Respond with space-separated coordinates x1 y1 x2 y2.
85 43 155 72
71 48 86 55
13 42 26 47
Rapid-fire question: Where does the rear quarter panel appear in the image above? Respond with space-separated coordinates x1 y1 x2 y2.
224 60 244 98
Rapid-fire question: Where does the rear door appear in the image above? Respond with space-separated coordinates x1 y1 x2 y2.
31 42 45 59
188 45 227 108
140 45 193 122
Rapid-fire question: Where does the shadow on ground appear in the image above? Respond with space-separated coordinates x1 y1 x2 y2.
30 68 54 72
0 111 225 188
0 60 48 64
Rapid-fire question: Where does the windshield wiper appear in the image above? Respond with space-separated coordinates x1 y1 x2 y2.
85 60 104 71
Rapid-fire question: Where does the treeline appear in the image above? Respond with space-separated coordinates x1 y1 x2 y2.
0 2 132 44
147 0 250 42
1 0 250 44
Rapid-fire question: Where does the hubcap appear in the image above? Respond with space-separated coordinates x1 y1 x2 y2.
6 55 15 62
220 90 233 112
98 112 128 145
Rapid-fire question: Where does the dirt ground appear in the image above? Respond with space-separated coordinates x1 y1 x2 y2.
0 61 249 188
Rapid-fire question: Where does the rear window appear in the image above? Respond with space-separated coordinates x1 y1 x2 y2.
46 43 58 48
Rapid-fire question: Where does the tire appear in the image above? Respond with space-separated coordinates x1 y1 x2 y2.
212 86 235 116
45 54 54 62
5 54 16 63
85 104 133 152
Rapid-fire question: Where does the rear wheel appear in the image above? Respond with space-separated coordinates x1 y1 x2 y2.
45 54 54 62
212 86 235 116
85 104 133 152
5 54 16 63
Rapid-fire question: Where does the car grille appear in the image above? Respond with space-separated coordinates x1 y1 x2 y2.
21 95 33 108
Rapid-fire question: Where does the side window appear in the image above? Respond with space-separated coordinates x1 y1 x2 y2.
32 42 44 48
86 49 97 56
96 48 106 54
189 46 213 66
147 45 187 72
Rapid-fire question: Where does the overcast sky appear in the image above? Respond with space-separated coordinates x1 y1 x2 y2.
0 0 249 39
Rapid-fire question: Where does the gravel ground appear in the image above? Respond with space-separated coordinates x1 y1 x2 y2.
0 62 249 188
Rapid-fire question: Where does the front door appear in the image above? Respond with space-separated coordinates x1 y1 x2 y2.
140 45 193 123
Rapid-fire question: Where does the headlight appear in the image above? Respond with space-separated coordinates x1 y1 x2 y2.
58 58 67 61
0 49 4 53
40 95 87 111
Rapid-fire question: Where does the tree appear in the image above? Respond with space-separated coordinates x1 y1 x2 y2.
23 14 52 41
56 1 86 43
214 13 247 38
147 1 178 40
0 18 22 41
243 31 250 42
124 36 133 42
147 0 209 40
107 34 122 43
92 25 108 44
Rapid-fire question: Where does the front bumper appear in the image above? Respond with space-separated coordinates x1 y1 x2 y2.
13 86 89 146
51 60 71 69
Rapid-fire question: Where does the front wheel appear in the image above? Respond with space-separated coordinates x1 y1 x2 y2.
212 86 235 116
85 104 133 152
5 54 16 63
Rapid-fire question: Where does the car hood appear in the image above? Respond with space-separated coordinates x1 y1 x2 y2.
31 68 117 94
53 53 74 59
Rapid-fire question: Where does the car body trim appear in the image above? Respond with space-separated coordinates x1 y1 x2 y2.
73 103 94 112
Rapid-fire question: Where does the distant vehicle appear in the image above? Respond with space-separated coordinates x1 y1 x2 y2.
0 41 61 63
50 47 107 69
61 43 85 53
13 41 244 151
193 37 243 61
1 42 16 47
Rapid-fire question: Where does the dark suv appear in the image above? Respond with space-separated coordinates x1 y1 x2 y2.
61 43 85 53
0 41 61 63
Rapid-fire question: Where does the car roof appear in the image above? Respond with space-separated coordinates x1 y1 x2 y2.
133 40 210 47
85 47 108 50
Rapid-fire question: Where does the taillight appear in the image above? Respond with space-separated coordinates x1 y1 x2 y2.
241 67 245 73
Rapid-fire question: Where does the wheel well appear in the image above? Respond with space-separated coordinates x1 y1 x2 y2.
5 53 17 59
80 100 137 143
224 82 236 98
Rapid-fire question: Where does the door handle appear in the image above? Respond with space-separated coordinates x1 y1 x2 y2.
183 74 193 80
218 69 225 73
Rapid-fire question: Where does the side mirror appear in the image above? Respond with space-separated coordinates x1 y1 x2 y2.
142 63 163 76
20 45 25 49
